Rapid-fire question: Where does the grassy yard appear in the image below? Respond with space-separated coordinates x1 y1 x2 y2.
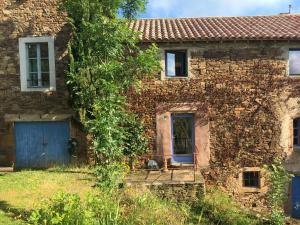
0 167 96 224
0 168 271 225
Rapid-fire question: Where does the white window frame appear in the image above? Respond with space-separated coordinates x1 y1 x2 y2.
19 36 56 92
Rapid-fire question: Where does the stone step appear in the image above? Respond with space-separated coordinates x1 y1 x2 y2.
0 167 13 172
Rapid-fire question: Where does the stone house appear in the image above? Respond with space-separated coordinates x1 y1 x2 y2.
0 0 87 169
2 0 300 218
128 15 300 216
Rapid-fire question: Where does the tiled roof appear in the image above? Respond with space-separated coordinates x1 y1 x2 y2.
130 14 300 42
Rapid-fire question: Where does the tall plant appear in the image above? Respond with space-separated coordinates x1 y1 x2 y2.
266 161 292 224
62 0 160 188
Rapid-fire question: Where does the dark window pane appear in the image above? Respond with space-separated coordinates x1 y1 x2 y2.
172 115 194 155
28 59 38 73
294 118 300 146
294 119 298 128
243 171 260 188
40 43 49 58
166 50 187 77
289 50 300 75
294 129 298 137
41 73 50 87
28 73 38 87
294 138 298 146
41 59 49 73
27 44 37 58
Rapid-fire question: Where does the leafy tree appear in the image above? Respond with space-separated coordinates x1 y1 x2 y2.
62 0 160 188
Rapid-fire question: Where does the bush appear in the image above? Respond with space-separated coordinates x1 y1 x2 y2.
189 188 263 225
29 188 187 225
29 192 85 225
268 210 285 225
121 187 188 225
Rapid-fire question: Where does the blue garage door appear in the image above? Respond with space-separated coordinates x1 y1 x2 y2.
292 176 300 219
15 121 70 168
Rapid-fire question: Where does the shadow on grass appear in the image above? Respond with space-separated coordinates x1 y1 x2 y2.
13 166 94 175
0 200 31 223
47 169 93 175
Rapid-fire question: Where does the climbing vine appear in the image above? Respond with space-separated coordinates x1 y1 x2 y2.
62 0 160 188
266 161 292 224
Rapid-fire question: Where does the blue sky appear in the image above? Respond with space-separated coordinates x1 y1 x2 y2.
141 0 300 18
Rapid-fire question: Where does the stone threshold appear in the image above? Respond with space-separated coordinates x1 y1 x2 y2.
125 169 204 186
0 167 13 172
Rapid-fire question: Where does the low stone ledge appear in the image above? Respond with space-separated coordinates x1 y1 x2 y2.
126 181 205 202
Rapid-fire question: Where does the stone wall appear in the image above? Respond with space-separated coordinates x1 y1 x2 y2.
148 182 205 202
127 41 300 213
0 0 87 165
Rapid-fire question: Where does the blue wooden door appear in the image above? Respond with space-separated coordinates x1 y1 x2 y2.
171 114 195 164
292 176 300 218
15 121 70 168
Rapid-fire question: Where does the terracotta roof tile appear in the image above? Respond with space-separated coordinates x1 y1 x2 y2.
132 14 300 42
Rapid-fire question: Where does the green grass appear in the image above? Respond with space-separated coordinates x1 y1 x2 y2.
0 168 265 225
0 210 24 225
0 167 96 224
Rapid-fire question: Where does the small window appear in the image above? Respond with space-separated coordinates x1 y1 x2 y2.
294 118 300 147
243 171 260 188
165 50 187 77
19 37 56 92
289 50 300 76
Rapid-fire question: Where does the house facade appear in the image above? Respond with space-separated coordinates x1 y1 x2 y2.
2 0 300 217
0 0 87 168
128 16 300 215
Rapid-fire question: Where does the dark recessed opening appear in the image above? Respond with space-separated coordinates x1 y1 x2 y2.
243 171 260 188
165 50 187 77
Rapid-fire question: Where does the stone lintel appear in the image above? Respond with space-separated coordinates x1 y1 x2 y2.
4 114 72 122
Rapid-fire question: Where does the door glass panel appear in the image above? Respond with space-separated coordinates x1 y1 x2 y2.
172 114 194 155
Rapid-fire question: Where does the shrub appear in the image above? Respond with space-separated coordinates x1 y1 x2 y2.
268 210 285 225
29 192 85 225
121 187 188 225
189 188 262 225
265 161 292 225
29 188 187 225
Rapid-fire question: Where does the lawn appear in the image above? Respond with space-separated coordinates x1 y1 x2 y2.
0 167 96 224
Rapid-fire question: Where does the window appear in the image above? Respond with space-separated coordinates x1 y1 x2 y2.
165 50 187 77
294 118 300 147
19 37 56 91
243 171 260 188
289 50 300 76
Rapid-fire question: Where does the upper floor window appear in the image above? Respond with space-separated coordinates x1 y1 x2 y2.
165 50 187 77
289 49 300 76
294 118 300 147
19 37 56 92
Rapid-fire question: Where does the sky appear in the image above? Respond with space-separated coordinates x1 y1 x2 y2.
140 0 300 18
